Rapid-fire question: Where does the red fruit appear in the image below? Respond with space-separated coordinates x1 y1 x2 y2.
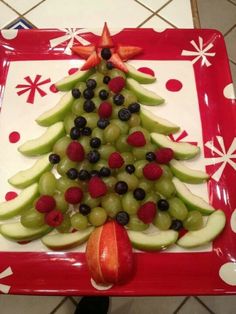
98 22 114 48
64 187 83 204
108 76 126 93
35 195 56 213
80 51 100 71
45 210 64 227
86 220 134 284
127 131 146 147
108 152 124 169
98 102 113 118
155 148 174 164
137 201 157 224
66 141 85 162
109 53 128 73
116 45 143 61
71 45 95 59
88 177 107 198
143 162 163 180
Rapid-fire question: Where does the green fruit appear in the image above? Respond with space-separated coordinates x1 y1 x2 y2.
56 177 79 192
168 197 188 221
127 215 149 231
126 64 156 84
71 213 88 230
56 214 71 233
155 177 176 199
153 211 172 230
57 157 77 176
64 112 76 134
54 193 69 213
21 208 45 228
88 207 107 226
39 172 57 195
53 136 71 157
55 68 94 91
183 211 203 231
101 193 122 218
117 172 139 190
121 192 139 215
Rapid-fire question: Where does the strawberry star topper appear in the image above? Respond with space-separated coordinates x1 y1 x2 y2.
71 22 143 72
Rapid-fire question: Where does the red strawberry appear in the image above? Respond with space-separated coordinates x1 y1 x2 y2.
108 76 126 93
66 141 85 162
64 187 83 204
71 45 95 59
45 210 64 227
80 51 100 71
137 201 157 224
155 148 174 164
127 131 146 147
98 22 114 48
143 162 163 181
35 195 56 213
108 152 124 169
117 45 143 61
88 177 107 198
109 53 128 73
98 102 113 118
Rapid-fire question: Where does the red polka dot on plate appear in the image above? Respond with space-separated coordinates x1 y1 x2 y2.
68 68 79 75
5 191 18 201
9 131 20 143
137 67 155 77
50 84 59 93
166 79 183 92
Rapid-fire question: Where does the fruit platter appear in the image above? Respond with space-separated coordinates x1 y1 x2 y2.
0 25 236 296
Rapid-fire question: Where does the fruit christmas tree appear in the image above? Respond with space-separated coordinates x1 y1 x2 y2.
0 23 226 285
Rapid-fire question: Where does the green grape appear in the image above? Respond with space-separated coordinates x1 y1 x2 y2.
93 159 108 171
121 152 134 164
133 143 156 160
56 213 71 233
75 81 86 92
153 211 172 230
71 213 88 230
134 160 148 178
111 119 129 135
98 144 116 159
56 177 79 192
128 114 141 128
127 215 149 231
88 207 107 226
64 112 76 134
142 190 160 204
82 192 101 208
108 68 126 79
77 159 93 172
104 123 121 143
21 208 45 228
183 210 203 231
138 179 153 192
79 136 91 154
168 197 188 221
95 84 109 98
116 135 131 152
92 127 105 144
97 61 108 75
129 126 150 142
102 176 117 191
57 156 77 176
92 97 101 109
117 172 139 190
154 177 176 198
39 172 57 195
160 165 173 179
53 136 71 158
121 192 139 215
71 98 84 115
101 193 122 218
83 113 98 129
121 88 137 107
54 192 69 213
111 106 122 119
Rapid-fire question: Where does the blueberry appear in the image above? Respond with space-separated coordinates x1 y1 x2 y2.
99 167 111 177
103 76 111 84
90 137 101 148
70 127 80 140
116 211 130 226
90 169 100 177
115 181 128 195
72 88 81 99
157 199 169 211
106 61 113 70
128 102 140 113
133 188 146 200
83 88 94 100
81 127 92 136
170 219 183 231
87 150 100 163
49 153 60 165
86 79 97 89
79 204 91 216
83 100 95 112
74 116 87 129
125 164 135 174
146 152 156 162
118 108 131 121
99 89 109 100
113 94 125 106
101 48 112 60
78 169 91 181
66 168 78 180
97 118 110 129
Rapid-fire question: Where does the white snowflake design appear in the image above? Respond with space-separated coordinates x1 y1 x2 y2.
0 267 13 294
50 28 91 55
204 136 236 182
181 36 216 67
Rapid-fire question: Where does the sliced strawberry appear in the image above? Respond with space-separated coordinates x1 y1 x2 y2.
98 22 114 48
117 45 143 61
109 53 128 73
71 45 95 59
80 51 100 71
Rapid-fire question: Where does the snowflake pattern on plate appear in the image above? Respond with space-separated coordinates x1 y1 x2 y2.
0 267 13 294
169 130 198 146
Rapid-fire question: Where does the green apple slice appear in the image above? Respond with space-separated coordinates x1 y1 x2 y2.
18 122 65 156
172 177 215 215
36 92 74 126
126 64 156 84
177 210 226 248
169 160 209 184
0 222 52 241
151 133 200 160
128 229 178 251
126 78 164 106
140 107 180 135
8 154 52 189
0 183 39 220
55 68 94 91
41 227 94 250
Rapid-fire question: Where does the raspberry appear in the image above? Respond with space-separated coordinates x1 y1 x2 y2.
137 201 157 224
155 148 174 164
64 187 83 204
127 131 146 147
45 210 64 227
143 162 163 180
108 76 126 93
35 195 56 213
98 101 113 118
108 152 124 169
66 141 85 162
88 176 107 198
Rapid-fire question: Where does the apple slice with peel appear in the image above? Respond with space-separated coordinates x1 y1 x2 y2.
55 68 94 91
0 222 52 242
177 210 226 248
170 159 209 184
41 227 94 250
140 107 180 135
172 177 215 215
18 122 65 156
126 78 164 106
126 64 156 84
128 229 178 251
36 92 74 127
8 154 52 188
151 133 200 160
0 183 38 220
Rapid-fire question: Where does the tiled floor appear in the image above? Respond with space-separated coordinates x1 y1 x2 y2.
0 0 235 313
